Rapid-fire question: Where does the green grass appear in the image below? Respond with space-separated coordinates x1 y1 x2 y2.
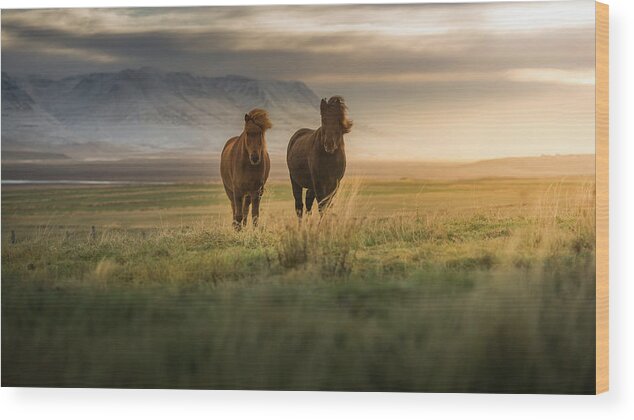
1 177 596 392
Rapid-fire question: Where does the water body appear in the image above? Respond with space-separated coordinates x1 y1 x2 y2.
2 180 173 185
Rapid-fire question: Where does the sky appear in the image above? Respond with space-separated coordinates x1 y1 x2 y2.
1 1 596 159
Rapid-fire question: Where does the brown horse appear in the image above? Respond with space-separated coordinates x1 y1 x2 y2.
287 96 352 217
220 109 272 229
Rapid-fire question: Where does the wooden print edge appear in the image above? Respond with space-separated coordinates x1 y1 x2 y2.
595 1 609 395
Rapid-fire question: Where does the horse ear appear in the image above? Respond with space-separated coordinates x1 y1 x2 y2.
320 98 328 114
244 114 250 122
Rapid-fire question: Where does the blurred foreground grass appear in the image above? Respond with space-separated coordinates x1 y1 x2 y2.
1 178 596 392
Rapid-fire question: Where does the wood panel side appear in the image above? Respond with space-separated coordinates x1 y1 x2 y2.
595 1 609 395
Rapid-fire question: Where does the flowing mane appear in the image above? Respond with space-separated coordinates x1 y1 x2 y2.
324 96 353 133
246 108 273 131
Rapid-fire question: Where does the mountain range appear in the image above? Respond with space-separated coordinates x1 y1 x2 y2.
2 67 322 158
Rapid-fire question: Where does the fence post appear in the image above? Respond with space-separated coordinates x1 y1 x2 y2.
11 230 16 244
91 226 97 240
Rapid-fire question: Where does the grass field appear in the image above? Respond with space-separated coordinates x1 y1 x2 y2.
1 177 596 392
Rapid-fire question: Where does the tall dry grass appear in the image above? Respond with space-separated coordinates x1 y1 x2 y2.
274 179 364 276
1 179 597 392
2 178 596 288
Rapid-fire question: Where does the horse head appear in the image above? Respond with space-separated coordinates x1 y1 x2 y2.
244 109 272 165
320 96 353 154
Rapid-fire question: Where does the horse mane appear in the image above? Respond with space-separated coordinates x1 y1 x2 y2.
246 108 273 131
325 96 353 133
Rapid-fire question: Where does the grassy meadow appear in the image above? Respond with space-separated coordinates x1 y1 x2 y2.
1 177 596 392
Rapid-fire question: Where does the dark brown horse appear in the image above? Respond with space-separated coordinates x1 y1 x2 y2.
220 109 272 229
287 96 352 217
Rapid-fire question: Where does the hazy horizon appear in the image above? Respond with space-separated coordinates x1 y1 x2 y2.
2 1 596 160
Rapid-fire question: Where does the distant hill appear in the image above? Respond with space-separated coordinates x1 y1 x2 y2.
346 154 595 179
2 68 320 157
0 154 595 183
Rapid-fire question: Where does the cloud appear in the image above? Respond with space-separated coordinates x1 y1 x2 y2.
2 2 594 84
506 68 595 86
0 2 597 159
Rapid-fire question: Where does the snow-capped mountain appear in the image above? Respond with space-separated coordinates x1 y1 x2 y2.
2 68 321 157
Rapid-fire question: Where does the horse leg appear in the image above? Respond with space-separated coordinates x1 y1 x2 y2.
291 178 304 218
224 185 236 222
316 184 337 214
251 192 261 227
232 192 244 230
305 189 315 215
313 183 329 214
242 195 251 227
318 196 329 214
